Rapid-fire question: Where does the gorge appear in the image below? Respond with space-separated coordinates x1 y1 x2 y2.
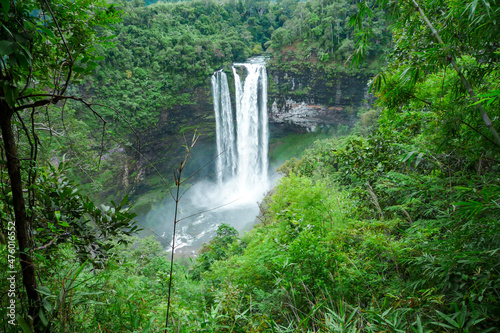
141 58 273 254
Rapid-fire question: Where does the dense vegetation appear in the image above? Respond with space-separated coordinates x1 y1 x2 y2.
39 0 390 204
1 0 499 332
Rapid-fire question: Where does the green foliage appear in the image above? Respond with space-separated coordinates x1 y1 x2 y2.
190 65 498 329
352 0 500 146
2 0 499 331
31 163 139 266
79 0 286 131
191 223 241 280
267 0 390 74
0 0 120 108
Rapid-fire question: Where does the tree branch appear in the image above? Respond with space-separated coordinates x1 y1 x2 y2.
42 0 73 95
15 95 107 124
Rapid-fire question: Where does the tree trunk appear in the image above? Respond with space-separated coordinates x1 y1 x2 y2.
0 103 40 325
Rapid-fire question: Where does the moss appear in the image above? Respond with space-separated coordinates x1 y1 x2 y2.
131 187 169 216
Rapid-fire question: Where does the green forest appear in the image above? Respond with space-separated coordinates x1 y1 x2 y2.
1 0 499 332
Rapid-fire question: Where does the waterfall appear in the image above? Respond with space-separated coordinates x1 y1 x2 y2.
211 59 269 195
143 58 271 255
212 71 237 183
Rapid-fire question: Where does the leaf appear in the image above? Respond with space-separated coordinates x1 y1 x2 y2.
435 310 459 328
0 0 9 14
38 26 55 39
39 308 48 326
415 152 424 167
36 286 54 297
412 316 424 333
42 298 53 312
476 90 500 98
58 220 70 227
16 52 30 69
17 42 32 61
467 0 479 20
72 66 86 73
2 83 19 107
401 151 416 164
120 194 130 207
142 316 155 333
430 321 455 329
0 40 15 55
16 314 32 333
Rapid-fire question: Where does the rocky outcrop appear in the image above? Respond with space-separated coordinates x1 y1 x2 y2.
268 67 374 132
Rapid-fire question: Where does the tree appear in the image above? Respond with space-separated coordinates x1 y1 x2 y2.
0 0 123 325
350 0 500 146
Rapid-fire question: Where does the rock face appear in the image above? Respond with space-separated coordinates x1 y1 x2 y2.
267 66 374 132
127 85 217 203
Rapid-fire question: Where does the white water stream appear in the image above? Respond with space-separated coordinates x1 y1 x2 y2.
214 60 269 198
142 57 272 254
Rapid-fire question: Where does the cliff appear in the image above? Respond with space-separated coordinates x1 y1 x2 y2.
268 66 374 133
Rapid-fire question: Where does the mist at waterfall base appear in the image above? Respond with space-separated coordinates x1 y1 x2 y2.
139 57 275 255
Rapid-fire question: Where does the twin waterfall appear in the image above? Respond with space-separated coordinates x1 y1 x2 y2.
143 60 271 255
211 61 269 197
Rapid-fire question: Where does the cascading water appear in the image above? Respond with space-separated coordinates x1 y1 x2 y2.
141 57 272 255
212 70 237 183
232 63 269 189
213 60 269 195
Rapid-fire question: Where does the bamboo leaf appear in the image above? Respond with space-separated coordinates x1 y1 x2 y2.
435 310 459 327
39 308 48 326
16 314 32 333
415 152 424 167
36 286 54 297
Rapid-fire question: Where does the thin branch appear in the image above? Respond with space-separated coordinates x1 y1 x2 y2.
53 60 67 99
97 123 106 170
166 162 182 332
14 108 37 217
33 233 69 251
42 0 73 95
165 133 199 332
180 148 224 186
106 131 170 188
19 50 33 96
15 95 107 124
30 108 39 217
56 98 98 183
44 103 54 136
457 118 499 148
89 102 140 145
16 95 141 150
34 127 64 136
439 62 447 109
